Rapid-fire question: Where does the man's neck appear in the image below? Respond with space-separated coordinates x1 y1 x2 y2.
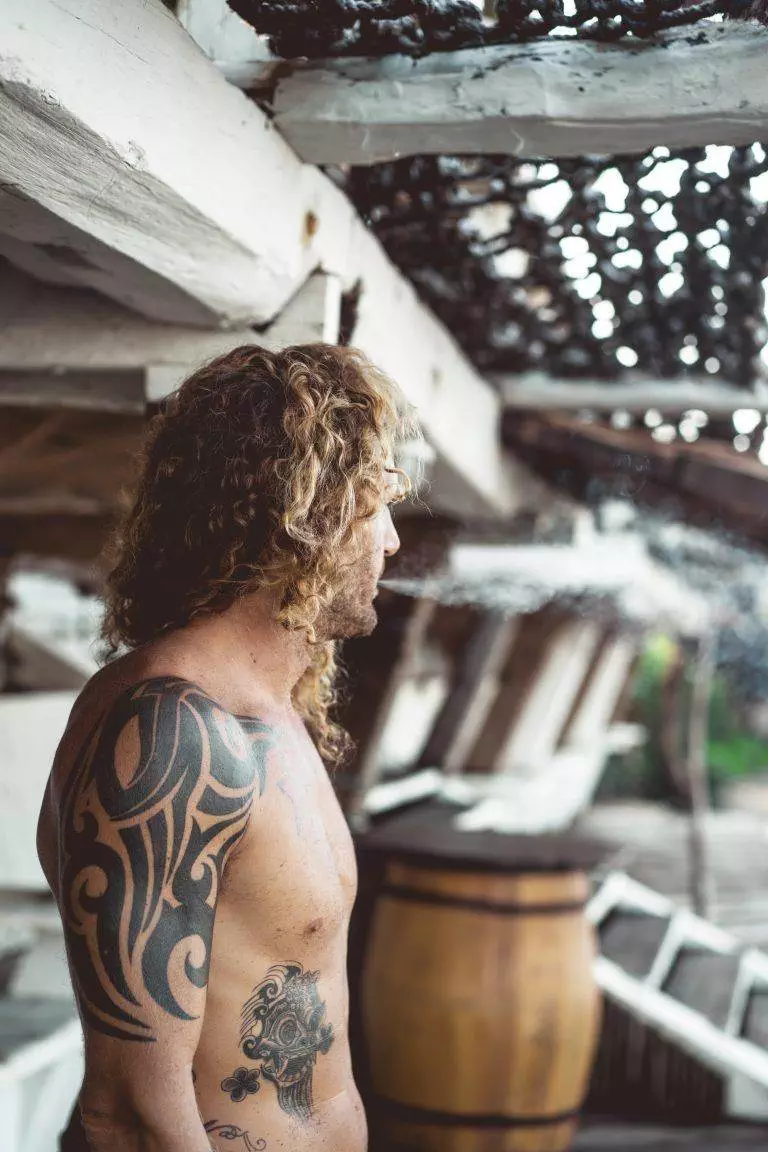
168 591 314 712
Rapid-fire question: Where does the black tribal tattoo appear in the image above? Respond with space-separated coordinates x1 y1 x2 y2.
223 964 334 1123
59 676 272 1042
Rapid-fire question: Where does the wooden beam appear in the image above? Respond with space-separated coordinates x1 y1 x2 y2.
0 370 146 413
0 1 529 516
0 266 337 407
361 768 444 818
557 632 639 820
416 611 518 776
500 373 768 418
0 495 106 516
0 0 328 326
270 24 768 164
7 623 97 691
0 264 340 375
493 617 603 775
0 186 219 329
0 266 528 519
466 605 566 772
0 117 524 521
145 272 344 400
0 267 340 408
685 632 716 921
504 412 768 548
0 513 113 563
0 269 530 521
345 595 438 830
177 0 279 89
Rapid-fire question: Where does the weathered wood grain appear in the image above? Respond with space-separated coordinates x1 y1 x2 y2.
271 25 768 164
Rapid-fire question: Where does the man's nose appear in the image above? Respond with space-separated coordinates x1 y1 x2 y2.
384 508 400 557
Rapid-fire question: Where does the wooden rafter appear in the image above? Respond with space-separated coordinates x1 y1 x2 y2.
500 374 768 418
266 24 768 164
0 0 530 519
0 264 339 379
0 513 114 562
503 411 768 547
0 371 147 414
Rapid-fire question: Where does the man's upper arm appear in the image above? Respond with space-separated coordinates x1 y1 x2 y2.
57 676 271 1050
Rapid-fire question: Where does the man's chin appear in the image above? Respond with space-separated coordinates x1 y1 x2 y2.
345 604 378 640
315 602 379 643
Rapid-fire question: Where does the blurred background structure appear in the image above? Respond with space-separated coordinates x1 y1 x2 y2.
4 1 768 1149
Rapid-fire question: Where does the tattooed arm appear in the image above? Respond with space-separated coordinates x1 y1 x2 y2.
54 677 271 1152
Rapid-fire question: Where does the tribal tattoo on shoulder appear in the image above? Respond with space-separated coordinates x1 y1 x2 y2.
59 676 273 1042
222 964 335 1123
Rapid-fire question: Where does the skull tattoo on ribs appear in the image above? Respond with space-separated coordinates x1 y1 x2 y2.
222 964 335 1123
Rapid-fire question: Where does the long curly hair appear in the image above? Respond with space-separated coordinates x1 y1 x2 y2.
101 343 419 766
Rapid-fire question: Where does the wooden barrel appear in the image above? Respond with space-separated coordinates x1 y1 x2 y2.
362 860 601 1152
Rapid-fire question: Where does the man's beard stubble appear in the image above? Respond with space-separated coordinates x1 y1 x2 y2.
315 573 379 642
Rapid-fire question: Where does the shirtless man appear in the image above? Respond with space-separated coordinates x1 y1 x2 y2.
36 344 416 1152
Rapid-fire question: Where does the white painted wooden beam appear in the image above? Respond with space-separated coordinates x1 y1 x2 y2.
557 633 639 822
0 188 220 329
594 957 768 1089
500 372 768 417
0 0 527 516
0 265 344 402
362 768 445 817
587 873 768 1093
0 263 254 373
145 272 344 400
0 265 340 396
567 634 637 748
271 23 768 164
495 617 603 775
0 0 324 326
0 1016 84 1152
420 612 519 777
0 260 535 515
177 0 278 89
347 596 438 829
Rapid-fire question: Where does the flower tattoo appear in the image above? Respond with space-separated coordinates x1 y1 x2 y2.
221 1067 261 1103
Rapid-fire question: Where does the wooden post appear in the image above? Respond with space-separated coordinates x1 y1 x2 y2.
686 632 716 919
494 617 603 775
416 610 518 776
658 644 690 805
345 594 438 830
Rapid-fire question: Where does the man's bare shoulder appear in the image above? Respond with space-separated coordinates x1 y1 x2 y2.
49 670 277 1041
66 673 275 815
55 660 275 791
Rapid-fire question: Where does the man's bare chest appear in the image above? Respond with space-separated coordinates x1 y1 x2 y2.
220 723 357 942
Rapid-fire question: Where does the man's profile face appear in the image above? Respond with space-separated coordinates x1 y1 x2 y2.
317 469 402 642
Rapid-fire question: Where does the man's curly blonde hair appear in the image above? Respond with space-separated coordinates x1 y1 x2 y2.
101 343 419 767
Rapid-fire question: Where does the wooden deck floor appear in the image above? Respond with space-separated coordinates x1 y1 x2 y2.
574 1121 768 1149
579 803 768 947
